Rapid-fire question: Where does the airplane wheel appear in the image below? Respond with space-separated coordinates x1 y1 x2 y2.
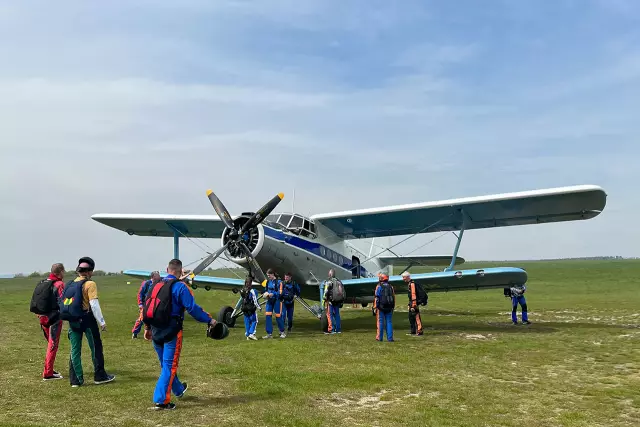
361 303 368 308
321 310 328 333
217 306 236 328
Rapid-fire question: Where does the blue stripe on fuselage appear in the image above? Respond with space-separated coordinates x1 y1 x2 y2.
262 225 369 276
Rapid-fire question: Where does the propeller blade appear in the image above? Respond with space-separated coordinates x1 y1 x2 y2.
206 189 235 230
189 242 229 277
238 241 266 283
239 192 284 234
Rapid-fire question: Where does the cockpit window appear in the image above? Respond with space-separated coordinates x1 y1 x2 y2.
278 214 292 228
289 215 303 229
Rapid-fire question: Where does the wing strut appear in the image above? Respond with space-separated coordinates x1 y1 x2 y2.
444 209 470 272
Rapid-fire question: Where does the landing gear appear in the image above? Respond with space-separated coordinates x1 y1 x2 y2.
217 306 236 328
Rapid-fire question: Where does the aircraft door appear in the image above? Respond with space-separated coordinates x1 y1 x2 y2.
351 256 361 278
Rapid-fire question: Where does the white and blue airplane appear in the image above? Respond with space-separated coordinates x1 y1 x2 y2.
91 184 607 329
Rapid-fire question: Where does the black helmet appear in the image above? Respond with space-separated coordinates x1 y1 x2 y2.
77 256 95 272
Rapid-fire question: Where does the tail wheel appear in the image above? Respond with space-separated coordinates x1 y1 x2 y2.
217 306 236 328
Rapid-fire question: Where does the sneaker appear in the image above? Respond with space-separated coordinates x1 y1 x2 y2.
176 382 188 398
94 374 115 385
406 333 416 336
246 336 250 340
522 320 531 325
324 331 331 335
152 402 176 410
132 333 138 339
43 373 63 381
279 332 286 338
249 334 257 341
262 334 272 339
71 382 83 387
337 331 342 334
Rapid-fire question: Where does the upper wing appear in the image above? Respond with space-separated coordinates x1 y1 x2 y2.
378 255 465 267
341 267 527 296
91 214 226 238
123 269 246 291
311 185 606 238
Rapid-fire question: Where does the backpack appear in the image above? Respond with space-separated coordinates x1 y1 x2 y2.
329 279 345 304
379 284 395 312
282 283 295 303
59 279 88 322
142 279 178 328
241 289 257 314
30 279 58 315
414 281 428 306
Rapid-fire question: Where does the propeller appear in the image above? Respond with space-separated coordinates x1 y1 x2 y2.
188 190 284 284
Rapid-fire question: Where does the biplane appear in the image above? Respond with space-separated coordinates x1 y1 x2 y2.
92 184 607 329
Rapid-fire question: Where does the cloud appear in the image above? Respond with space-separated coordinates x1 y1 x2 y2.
0 1 638 274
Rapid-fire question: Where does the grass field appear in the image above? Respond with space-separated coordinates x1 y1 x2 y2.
1 260 639 427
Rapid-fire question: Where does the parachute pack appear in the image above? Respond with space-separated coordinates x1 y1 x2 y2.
30 279 59 315
413 281 428 306
329 278 345 304
378 283 395 312
241 289 257 314
142 279 177 328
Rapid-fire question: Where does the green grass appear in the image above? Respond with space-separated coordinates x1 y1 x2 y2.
1 260 639 427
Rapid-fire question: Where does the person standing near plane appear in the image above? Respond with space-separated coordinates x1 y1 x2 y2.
34 263 66 380
262 269 286 339
143 258 218 410
510 284 531 325
402 271 423 336
281 272 301 333
374 273 395 342
60 257 115 387
240 275 261 340
322 269 344 334
132 271 161 339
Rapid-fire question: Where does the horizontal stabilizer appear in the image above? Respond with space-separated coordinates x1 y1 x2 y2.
378 255 465 267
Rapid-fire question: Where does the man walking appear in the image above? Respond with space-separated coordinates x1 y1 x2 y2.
143 259 218 410
60 256 115 387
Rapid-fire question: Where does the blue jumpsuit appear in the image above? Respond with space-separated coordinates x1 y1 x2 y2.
243 288 260 336
264 279 285 336
375 283 395 341
322 279 342 333
510 284 529 324
148 275 213 406
281 281 301 332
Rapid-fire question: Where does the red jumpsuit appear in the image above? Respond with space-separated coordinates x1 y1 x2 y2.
38 273 65 379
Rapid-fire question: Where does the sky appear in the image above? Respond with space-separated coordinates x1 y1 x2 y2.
1 0 639 274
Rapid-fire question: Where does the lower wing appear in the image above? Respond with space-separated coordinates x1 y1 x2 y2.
342 267 527 296
123 270 246 291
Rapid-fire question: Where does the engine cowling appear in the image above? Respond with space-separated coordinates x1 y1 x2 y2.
220 213 265 264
